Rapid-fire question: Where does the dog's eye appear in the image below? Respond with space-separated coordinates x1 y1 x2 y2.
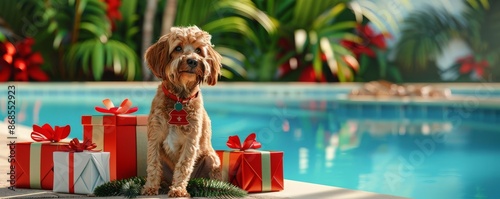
195 48 201 54
174 46 182 52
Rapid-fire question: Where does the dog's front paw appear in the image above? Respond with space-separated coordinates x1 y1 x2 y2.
210 167 222 180
141 186 159 196
168 186 190 198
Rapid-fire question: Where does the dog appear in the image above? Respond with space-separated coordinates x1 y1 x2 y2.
141 26 222 197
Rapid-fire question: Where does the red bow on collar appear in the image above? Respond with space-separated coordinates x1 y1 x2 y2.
95 98 138 115
31 124 70 142
66 138 100 152
226 133 262 151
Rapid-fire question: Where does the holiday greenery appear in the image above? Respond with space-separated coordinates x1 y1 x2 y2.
93 176 146 197
187 178 248 198
93 177 248 198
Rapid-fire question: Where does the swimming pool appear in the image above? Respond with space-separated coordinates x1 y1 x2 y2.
2 82 500 199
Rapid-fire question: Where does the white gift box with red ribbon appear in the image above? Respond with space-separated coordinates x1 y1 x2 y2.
53 151 110 194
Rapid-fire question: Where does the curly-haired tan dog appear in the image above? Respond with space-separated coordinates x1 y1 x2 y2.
141 26 222 197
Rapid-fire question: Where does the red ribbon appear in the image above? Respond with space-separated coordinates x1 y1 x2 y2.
95 98 138 115
226 133 262 151
66 138 100 152
31 124 70 142
69 152 75 193
65 138 99 193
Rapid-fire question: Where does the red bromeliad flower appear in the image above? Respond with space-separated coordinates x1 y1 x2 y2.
103 0 122 30
0 38 48 82
298 65 327 82
457 55 489 77
341 24 391 58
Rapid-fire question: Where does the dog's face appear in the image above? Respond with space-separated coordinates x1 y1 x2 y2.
145 26 222 87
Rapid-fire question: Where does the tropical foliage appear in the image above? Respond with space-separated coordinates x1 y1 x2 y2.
6 0 491 82
0 0 141 81
395 0 500 81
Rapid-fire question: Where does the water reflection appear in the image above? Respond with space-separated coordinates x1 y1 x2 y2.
268 101 500 199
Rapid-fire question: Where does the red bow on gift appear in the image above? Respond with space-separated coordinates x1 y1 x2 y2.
95 98 138 115
227 133 262 151
31 124 70 142
66 138 100 152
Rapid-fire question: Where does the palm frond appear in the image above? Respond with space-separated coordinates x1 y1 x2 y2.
65 38 138 81
395 6 466 69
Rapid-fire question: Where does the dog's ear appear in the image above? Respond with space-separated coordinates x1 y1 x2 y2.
206 45 222 86
145 34 171 79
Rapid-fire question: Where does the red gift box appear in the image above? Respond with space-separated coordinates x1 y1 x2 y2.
216 150 284 193
81 115 148 180
14 142 69 190
216 133 284 193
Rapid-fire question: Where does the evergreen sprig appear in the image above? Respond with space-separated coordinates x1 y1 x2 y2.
93 177 248 198
93 176 146 197
187 178 248 198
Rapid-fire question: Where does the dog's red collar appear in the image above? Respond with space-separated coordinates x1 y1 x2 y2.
162 86 199 104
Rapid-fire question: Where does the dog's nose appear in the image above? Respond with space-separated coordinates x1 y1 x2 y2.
187 59 198 68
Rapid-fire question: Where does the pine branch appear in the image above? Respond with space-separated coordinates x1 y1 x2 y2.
93 176 146 197
93 177 248 198
187 178 248 198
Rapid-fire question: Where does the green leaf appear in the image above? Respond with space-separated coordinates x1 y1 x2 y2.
53 30 68 49
104 42 113 68
217 0 278 34
312 44 322 81
375 49 387 78
203 17 260 48
80 22 105 38
92 41 104 80
318 21 357 36
389 66 403 83
312 3 346 29
359 53 369 75
335 57 346 82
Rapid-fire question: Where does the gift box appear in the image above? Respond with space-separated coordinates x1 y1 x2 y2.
81 99 147 180
53 139 110 194
13 124 71 190
14 142 69 190
82 115 147 180
216 133 284 193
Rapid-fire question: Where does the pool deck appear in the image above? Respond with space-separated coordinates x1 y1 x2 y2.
0 123 406 199
0 181 407 199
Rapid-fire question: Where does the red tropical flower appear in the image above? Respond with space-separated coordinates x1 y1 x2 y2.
341 24 391 58
103 0 122 30
298 65 327 82
457 55 489 77
0 38 48 82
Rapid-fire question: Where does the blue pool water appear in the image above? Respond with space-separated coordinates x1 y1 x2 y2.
2 83 500 199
